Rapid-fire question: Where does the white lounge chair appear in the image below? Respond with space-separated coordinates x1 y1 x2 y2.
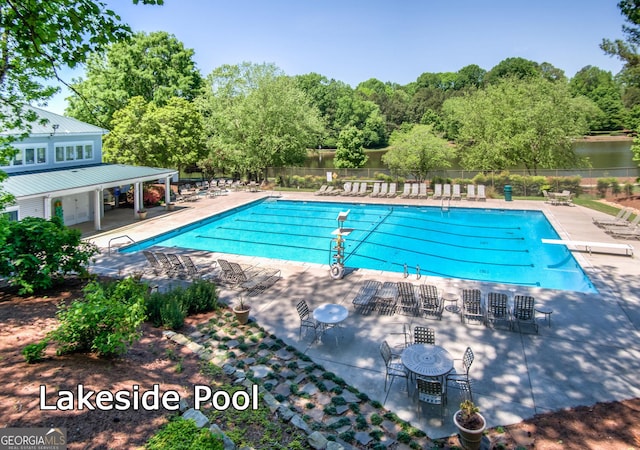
466 184 476 201
593 208 632 228
370 182 381 197
443 184 452 200
386 182 397 197
356 182 368 196
347 182 360 196
409 183 420 198
418 182 428 199
432 184 443 199
378 182 388 197
314 185 328 195
400 183 412 198
477 184 486 201
452 184 462 200
340 182 352 196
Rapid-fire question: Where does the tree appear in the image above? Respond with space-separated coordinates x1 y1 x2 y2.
103 96 205 173
334 125 367 168
484 57 541 85
197 63 325 179
442 77 591 175
601 0 640 87
66 31 202 128
569 66 626 130
382 124 453 181
0 0 161 211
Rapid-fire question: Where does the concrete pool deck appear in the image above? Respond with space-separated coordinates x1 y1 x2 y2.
82 189 640 439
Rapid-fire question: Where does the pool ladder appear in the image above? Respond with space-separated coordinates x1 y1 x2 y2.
108 235 135 254
441 197 451 213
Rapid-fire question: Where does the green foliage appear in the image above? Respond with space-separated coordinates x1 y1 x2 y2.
383 124 453 181
334 125 368 168
0 217 98 295
22 340 48 363
67 31 202 128
48 278 147 357
145 280 219 329
145 417 224 450
596 177 621 198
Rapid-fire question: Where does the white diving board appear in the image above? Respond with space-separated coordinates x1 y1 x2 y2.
541 238 634 257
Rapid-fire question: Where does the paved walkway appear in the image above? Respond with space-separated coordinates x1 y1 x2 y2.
83 189 640 439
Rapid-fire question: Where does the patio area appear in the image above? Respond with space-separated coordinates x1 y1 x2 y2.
85 189 640 439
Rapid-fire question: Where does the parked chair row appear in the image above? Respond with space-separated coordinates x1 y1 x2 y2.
143 251 214 279
460 290 541 333
314 182 486 200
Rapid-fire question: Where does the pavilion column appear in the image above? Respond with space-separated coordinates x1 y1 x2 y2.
133 182 142 217
43 195 52 219
94 188 102 231
165 176 172 208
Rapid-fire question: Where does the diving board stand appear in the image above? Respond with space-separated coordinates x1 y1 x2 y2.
541 239 634 257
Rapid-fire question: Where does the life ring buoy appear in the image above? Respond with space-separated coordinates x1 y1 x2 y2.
330 263 345 280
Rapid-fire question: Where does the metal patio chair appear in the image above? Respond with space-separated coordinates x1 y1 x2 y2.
296 300 318 340
380 340 409 394
512 295 539 334
461 289 485 325
486 292 511 329
446 346 474 402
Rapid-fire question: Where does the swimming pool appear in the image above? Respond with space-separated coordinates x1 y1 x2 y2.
123 199 597 293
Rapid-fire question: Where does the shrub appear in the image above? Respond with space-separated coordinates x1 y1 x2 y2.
0 216 98 295
22 340 48 363
144 280 219 329
48 277 147 357
146 417 224 450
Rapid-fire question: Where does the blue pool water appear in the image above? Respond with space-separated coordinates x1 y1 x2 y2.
122 199 597 293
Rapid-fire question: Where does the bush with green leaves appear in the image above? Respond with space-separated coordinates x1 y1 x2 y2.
146 417 224 450
0 216 98 295
145 279 219 329
47 277 147 357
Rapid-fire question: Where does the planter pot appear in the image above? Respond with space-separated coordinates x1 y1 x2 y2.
233 306 251 325
453 410 486 450
167 203 175 211
137 212 148 219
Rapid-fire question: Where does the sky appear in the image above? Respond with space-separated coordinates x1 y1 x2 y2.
45 0 628 115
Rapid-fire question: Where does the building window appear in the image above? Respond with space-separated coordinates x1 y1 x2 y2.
55 142 94 163
1 207 19 221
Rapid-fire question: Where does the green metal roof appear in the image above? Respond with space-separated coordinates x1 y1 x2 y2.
1 105 108 137
4 164 178 199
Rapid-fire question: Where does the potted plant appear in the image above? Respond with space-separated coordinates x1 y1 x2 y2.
137 208 148 219
453 400 486 450
232 296 251 325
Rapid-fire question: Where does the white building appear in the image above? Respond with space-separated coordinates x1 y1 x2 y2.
1 106 177 230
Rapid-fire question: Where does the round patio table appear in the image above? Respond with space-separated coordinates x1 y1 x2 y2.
401 343 454 378
313 303 348 344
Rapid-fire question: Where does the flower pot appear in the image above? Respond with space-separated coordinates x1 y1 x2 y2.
233 306 251 325
137 211 148 219
453 410 486 450
167 203 175 211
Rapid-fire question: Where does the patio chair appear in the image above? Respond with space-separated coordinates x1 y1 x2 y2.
432 183 443 200
369 182 381 197
378 182 389 197
605 225 640 240
409 182 420 198
461 289 485 325
604 214 640 233
593 208 632 228
339 182 352 196
296 300 318 340
542 190 558 205
314 185 328 195
477 184 487 201
446 346 474 402
452 184 462 200
155 252 181 277
419 284 443 320
351 280 381 314
388 322 411 358
242 268 282 297
486 292 511 329
397 281 419 316
413 326 436 345
512 295 539 333
466 184 476 201
167 253 187 278
356 182 368 196
178 254 212 279
347 182 360 196
380 340 409 394
416 377 446 418
386 182 397 197
217 259 236 283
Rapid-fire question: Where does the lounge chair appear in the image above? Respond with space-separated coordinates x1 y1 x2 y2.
346 182 360 196
400 183 412 198
477 184 487 201
512 295 538 333
452 184 462 200
352 280 381 314
593 208 632 228
397 281 419 316
461 289 485 325
323 186 336 195
606 224 640 240
153 252 182 277
386 183 397 197
432 184 443 200
167 253 187 277
143 250 162 275
409 183 420 198
466 184 476 201
375 281 398 315
442 184 452 200
242 268 282 296
356 182 368 196
418 182 428 199
604 214 640 233
418 284 443 320
369 182 381 197
339 182 352 196
378 182 388 197
314 185 328 195
486 292 511 329
180 255 215 279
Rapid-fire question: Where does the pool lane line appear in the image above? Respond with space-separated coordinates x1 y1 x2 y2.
371 229 528 250
343 207 395 265
383 218 523 240
390 210 523 231
195 234 328 254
